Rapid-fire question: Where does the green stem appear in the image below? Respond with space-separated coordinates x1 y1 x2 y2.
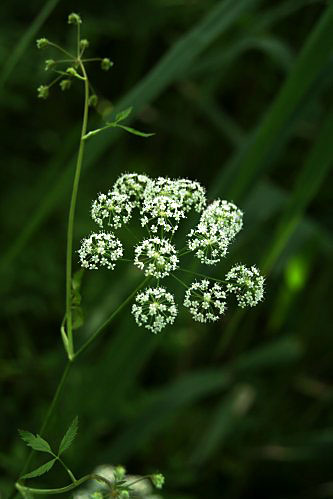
179 267 226 283
65 61 89 360
56 456 76 483
19 362 72 478
74 276 150 359
172 273 189 290
48 41 75 59
16 473 111 496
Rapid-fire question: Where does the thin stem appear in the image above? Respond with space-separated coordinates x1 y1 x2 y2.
19 362 72 478
56 456 76 483
82 57 103 63
48 41 75 59
65 61 89 359
179 267 226 283
74 276 150 359
172 273 189 290
16 473 112 496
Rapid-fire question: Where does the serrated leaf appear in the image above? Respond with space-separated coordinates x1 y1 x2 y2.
21 458 56 479
18 430 52 454
116 124 155 138
115 106 133 122
58 416 78 456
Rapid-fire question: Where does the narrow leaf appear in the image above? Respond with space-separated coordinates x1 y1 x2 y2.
21 458 56 479
18 430 52 454
116 124 155 138
115 106 133 122
58 416 78 456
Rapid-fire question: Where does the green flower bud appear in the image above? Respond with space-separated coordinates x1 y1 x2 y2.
44 59 55 71
68 12 82 25
60 79 72 91
80 39 89 50
36 38 49 49
118 491 129 499
37 85 49 99
151 473 165 489
88 94 98 107
66 67 84 80
101 58 113 71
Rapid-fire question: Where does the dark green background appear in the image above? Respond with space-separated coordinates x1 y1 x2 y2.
1 0 333 497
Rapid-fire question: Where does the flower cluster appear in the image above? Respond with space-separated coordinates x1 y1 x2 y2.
134 237 179 279
132 287 177 334
74 464 164 499
78 232 123 270
184 280 227 322
79 172 265 333
226 264 264 308
91 191 133 229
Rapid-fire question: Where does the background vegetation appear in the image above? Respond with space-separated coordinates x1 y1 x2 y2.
1 0 333 497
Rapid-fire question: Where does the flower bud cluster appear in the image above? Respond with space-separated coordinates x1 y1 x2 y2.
184 279 227 322
226 264 264 308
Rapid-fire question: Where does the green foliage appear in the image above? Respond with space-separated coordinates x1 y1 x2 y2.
58 416 79 456
20 459 56 480
18 431 52 455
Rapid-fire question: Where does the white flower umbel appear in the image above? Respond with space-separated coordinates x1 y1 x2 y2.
78 232 123 270
187 222 229 265
174 178 206 213
144 176 177 200
226 264 264 308
91 190 133 229
141 195 185 234
134 237 179 279
132 287 178 333
113 173 152 207
184 279 227 323
201 199 243 239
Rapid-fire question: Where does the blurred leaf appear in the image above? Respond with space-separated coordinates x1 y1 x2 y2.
114 107 133 122
58 416 78 456
115 124 154 137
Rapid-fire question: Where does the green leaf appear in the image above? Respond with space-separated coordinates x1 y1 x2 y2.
20 458 56 480
115 124 155 138
58 416 78 456
114 106 133 122
18 430 52 454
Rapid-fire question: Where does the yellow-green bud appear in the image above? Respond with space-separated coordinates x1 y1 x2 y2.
88 94 98 107
66 67 84 80
80 39 89 50
44 59 55 71
36 38 49 49
151 473 165 489
101 58 113 71
37 85 49 99
68 12 82 25
114 465 126 480
60 79 72 91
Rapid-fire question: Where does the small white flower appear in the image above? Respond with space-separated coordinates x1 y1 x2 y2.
91 190 133 229
187 222 229 265
201 199 243 239
174 178 206 213
184 279 227 323
144 176 206 213
141 195 185 234
113 173 152 207
225 264 264 308
78 232 123 270
132 287 177 333
134 237 179 279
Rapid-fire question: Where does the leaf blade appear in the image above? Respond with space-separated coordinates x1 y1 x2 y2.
116 124 155 138
58 416 78 456
18 430 52 454
20 459 56 480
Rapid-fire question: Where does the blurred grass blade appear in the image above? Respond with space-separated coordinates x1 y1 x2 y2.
0 0 60 90
262 108 333 272
212 4 333 200
106 368 231 461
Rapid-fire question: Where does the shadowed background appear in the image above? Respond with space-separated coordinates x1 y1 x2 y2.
1 0 333 497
